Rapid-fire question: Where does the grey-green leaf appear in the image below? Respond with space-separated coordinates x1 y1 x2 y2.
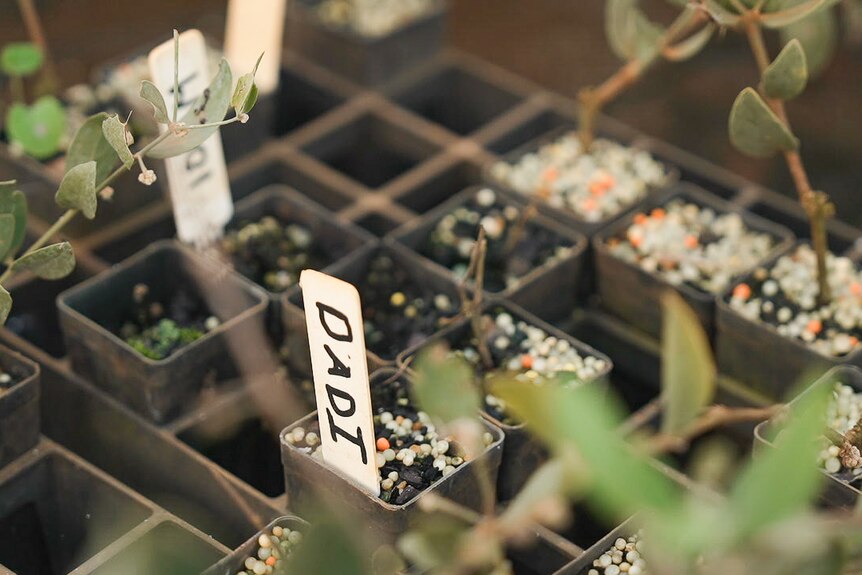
413 344 480 424
139 80 170 124
661 292 717 435
663 23 715 62
605 0 665 63
146 58 233 159
729 87 799 157
12 242 76 280
763 39 808 100
0 285 11 326
0 181 27 259
231 52 263 115
0 214 16 263
101 114 134 169
0 42 42 77
761 0 828 28
55 161 97 219
66 112 117 185
780 3 838 78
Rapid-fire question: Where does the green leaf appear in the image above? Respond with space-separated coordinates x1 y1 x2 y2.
763 39 808 100
704 0 744 26
413 343 480 424
55 161 97 219
101 114 134 169
727 380 830 542
371 546 407 575
780 2 838 78
146 59 233 160
285 518 371 575
139 80 170 124
0 285 11 326
605 0 665 63
0 214 16 263
0 181 27 260
66 112 117 185
729 87 799 157
663 23 715 62
761 0 828 28
493 377 682 523
11 242 75 280
231 52 263 115
6 96 66 160
498 456 586 532
0 42 42 77
397 515 470 572
661 292 716 435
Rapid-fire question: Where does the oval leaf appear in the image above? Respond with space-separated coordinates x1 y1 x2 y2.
55 161 97 219
0 181 27 259
729 87 799 157
780 3 838 78
66 112 117 185
661 291 717 435
413 344 480 424
6 96 66 160
606 0 665 63
231 52 263 115
11 242 75 280
0 285 11 326
0 42 42 76
101 114 134 169
664 23 715 62
0 214 16 263
761 0 828 28
763 38 808 100
139 80 170 124
146 59 233 159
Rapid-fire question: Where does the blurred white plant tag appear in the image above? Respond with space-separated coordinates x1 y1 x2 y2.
224 0 284 95
148 29 232 248
300 269 379 496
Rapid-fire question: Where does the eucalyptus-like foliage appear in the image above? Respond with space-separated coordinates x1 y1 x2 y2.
0 31 262 325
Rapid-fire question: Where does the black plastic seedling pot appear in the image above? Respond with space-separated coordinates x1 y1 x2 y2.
279 373 505 544
202 515 307 575
0 345 40 470
593 182 794 339
392 185 589 324
282 240 463 373
226 184 373 334
397 300 613 501
554 518 640 575
57 240 270 423
715 241 862 400
753 365 862 509
484 125 680 238
0 441 152 574
286 0 447 86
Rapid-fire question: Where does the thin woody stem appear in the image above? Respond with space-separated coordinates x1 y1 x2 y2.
741 13 833 305
16 0 60 93
645 404 782 455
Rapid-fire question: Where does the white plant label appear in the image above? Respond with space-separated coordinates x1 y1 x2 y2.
224 0 284 95
148 29 233 247
300 269 379 497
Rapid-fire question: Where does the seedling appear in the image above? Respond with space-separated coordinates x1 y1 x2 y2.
0 30 262 326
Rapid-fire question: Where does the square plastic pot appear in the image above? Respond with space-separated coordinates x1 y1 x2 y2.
715 241 862 401
397 300 613 501
201 515 307 575
753 365 862 509
392 185 589 324
280 374 504 544
485 125 680 237
0 345 40 470
282 240 463 373
226 184 374 335
286 0 446 86
391 62 525 136
0 444 152 574
593 182 795 339
554 518 639 574
394 158 482 215
300 111 442 190
57 240 270 423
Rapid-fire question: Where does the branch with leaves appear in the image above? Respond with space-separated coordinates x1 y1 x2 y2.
0 30 262 325
578 0 715 150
